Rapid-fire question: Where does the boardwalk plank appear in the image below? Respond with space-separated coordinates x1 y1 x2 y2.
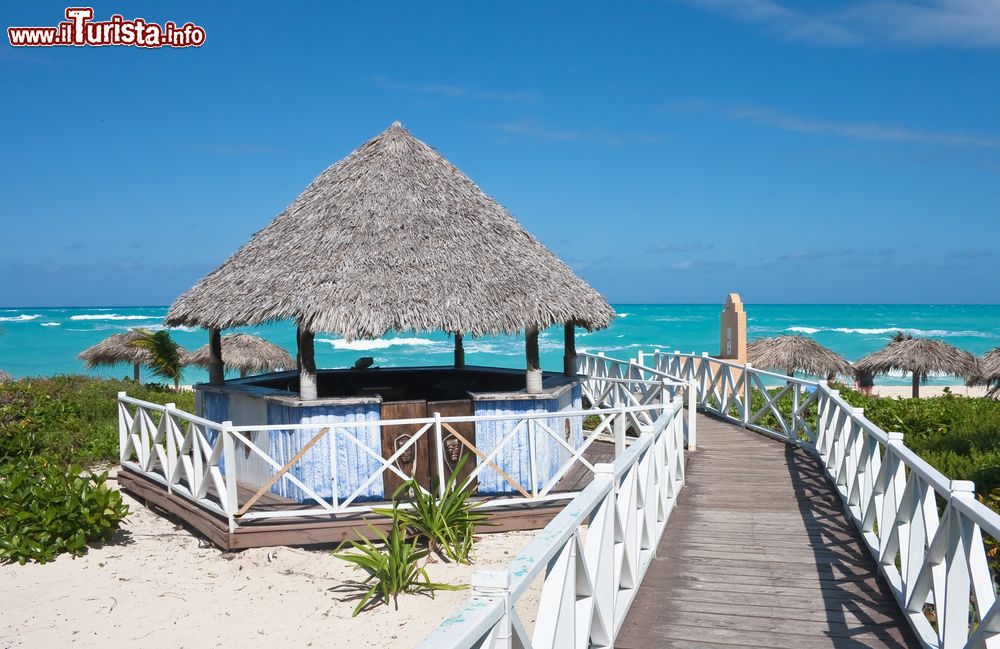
615 414 918 649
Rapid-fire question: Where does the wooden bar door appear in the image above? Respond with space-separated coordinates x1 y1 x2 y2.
380 400 432 496
427 399 477 493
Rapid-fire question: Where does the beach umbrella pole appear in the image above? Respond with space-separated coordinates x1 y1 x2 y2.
912 372 920 399
133 362 140 382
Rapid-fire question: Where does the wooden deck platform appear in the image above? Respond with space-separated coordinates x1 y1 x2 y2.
118 439 615 550
616 414 920 649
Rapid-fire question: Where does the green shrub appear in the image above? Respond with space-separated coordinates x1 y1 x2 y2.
334 513 462 616
837 387 1000 496
0 375 193 468
0 459 129 564
379 456 487 564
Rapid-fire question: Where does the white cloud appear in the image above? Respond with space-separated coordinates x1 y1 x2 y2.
678 0 1000 48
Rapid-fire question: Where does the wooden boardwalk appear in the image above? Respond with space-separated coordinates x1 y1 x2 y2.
616 414 919 649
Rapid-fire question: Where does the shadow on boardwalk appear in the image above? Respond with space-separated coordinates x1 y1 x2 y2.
616 414 919 649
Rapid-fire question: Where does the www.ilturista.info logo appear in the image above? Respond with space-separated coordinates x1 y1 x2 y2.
7 7 206 48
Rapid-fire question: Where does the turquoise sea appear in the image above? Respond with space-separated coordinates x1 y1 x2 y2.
0 304 998 385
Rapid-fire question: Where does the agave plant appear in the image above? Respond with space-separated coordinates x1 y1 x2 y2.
334 513 461 616
377 456 488 564
127 329 183 390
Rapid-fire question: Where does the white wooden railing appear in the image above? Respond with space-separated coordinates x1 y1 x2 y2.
118 369 691 533
649 350 1000 649
416 394 687 649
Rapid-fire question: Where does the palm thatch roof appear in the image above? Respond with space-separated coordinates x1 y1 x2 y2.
747 335 854 376
0 369 12 383
184 333 295 375
972 347 1000 397
855 332 979 380
78 331 154 368
165 122 614 339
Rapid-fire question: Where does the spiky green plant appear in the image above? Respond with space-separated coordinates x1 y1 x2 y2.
377 456 488 564
334 514 461 616
127 329 182 390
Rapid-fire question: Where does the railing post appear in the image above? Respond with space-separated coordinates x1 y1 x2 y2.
686 380 697 451
742 363 752 426
433 412 446 498
221 420 238 533
791 382 800 439
942 480 976 647
591 463 617 635
117 391 128 463
164 402 176 493
614 404 627 457
471 570 513 649
527 419 539 497
637 350 645 368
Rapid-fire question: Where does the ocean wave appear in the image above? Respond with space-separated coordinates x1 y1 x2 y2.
318 336 445 351
0 314 41 322
41 322 60 327
788 325 997 339
70 314 159 321
617 313 630 318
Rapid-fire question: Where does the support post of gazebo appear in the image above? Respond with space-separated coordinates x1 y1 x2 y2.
297 326 318 400
132 362 140 383
526 327 542 394
912 372 920 399
454 332 465 369
207 328 224 385
563 322 577 376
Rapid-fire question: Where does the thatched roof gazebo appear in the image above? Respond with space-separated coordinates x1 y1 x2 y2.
78 331 154 382
165 121 613 398
855 331 979 398
184 333 294 378
747 335 853 378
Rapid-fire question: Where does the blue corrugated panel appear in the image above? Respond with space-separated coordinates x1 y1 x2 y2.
473 390 585 495
265 402 384 504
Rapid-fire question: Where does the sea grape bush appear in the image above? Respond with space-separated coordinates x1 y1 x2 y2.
0 376 186 564
0 460 129 564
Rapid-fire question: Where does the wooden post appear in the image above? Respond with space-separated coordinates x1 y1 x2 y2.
454 332 465 369
563 322 577 376
912 372 920 399
133 362 140 383
526 326 542 394
297 326 317 400
208 328 224 385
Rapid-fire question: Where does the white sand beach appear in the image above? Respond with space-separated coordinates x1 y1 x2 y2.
0 479 539 649
871 384 989 398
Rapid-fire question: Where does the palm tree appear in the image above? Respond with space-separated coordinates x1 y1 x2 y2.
128 329 183 390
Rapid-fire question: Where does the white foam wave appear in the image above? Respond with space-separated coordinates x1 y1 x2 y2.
318 337 444 351
41 322 60 327
617 313 630 318
788 325 997 338
70 314 158 321
0 314 41 322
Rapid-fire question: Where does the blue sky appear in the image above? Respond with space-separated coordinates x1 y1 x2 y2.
2 1 998 306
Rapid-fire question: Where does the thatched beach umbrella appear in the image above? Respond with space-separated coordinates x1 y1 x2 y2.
165 122 613 397
855 331 978 398
972 347 1000 397
184 333 294 378
747 335 853 378
78 331 153 381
